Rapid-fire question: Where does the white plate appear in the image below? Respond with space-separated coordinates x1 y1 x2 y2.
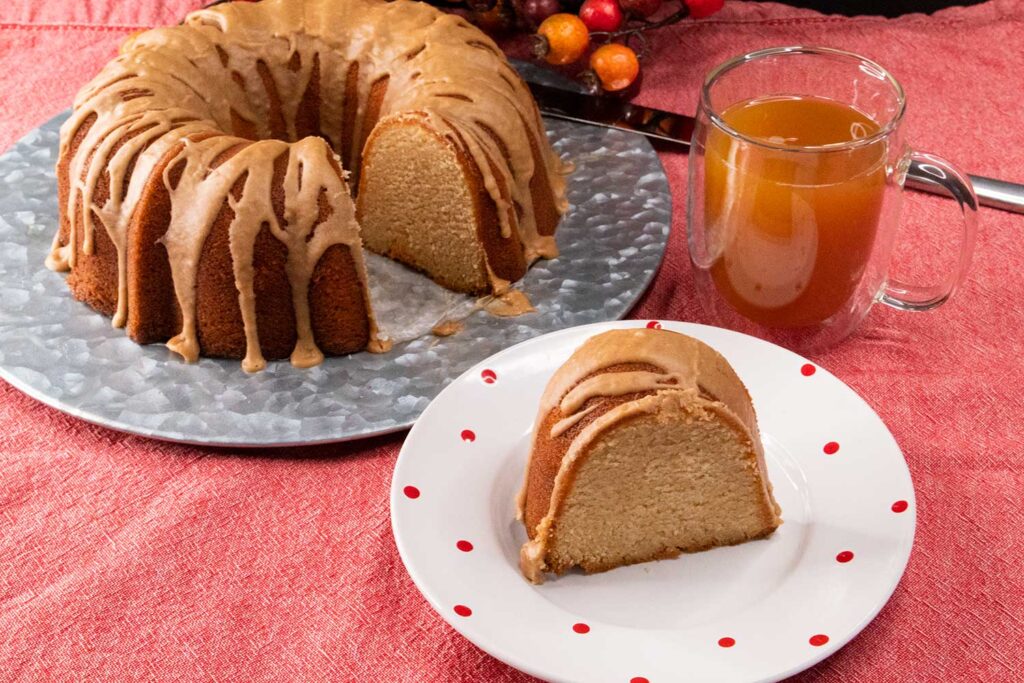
391 320 915 683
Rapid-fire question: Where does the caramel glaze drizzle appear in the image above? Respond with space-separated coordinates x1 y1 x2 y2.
48 0 568 370
549 371 686 438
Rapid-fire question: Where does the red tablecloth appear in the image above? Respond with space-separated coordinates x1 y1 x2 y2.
2 1 1022 680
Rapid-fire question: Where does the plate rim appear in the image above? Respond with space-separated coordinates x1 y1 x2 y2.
390 319 916 683
0 110 671 448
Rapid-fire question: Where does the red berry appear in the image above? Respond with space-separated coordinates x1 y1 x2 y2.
578 0 624 32
522 0 562 26
684 0 724 19
620 0 661 17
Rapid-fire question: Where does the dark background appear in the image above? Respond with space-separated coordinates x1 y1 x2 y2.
767 0 987 17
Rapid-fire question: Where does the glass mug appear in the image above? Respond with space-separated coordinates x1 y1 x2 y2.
687 46 978 350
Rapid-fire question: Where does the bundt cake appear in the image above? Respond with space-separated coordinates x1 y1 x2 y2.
517 328 782 583
47 0 566 372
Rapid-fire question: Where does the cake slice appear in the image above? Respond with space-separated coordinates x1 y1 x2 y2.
517 328 782 583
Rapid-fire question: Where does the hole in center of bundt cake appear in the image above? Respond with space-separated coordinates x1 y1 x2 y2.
211 41 392 192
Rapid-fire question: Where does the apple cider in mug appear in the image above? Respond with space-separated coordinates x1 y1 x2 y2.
704 95 888 328
689 47 977 350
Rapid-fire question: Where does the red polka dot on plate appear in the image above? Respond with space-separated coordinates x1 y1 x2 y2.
718 637 736 648
836 550 854 563
456 540 473 552
892 500 909 513
630 678 650 683
453 605 472 617
460 429 476 443
403 486 420 499
823 441 840 455
801 363 816 376
646 321 662 329
481 369 497 384
809 634 829 647
572 623 590 634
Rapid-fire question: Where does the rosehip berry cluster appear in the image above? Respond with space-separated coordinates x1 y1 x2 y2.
531 0 724 93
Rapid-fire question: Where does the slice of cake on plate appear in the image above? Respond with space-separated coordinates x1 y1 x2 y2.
517 327 782 584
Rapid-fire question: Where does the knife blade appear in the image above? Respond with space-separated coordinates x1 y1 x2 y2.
526 79 1024 215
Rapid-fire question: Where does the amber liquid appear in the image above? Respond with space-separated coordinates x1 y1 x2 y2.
704 95 887 328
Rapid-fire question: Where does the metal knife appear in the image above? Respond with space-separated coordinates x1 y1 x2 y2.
527 79 1024 215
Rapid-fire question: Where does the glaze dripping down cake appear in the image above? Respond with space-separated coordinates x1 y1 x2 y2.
47 0 566 372
517 328 782 583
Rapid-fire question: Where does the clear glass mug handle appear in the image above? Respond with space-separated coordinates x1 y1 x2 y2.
880 152 979 311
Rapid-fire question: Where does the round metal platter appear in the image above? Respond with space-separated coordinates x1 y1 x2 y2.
0 103 670 446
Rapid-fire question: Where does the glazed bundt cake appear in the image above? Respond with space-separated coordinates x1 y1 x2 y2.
47 0 566 371
517 328 782 583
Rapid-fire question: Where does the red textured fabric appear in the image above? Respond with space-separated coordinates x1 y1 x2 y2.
1 1 1022 680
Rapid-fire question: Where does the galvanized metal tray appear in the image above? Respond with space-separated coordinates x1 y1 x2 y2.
0 105 670 446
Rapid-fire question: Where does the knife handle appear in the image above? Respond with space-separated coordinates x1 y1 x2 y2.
906 160 1024 214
